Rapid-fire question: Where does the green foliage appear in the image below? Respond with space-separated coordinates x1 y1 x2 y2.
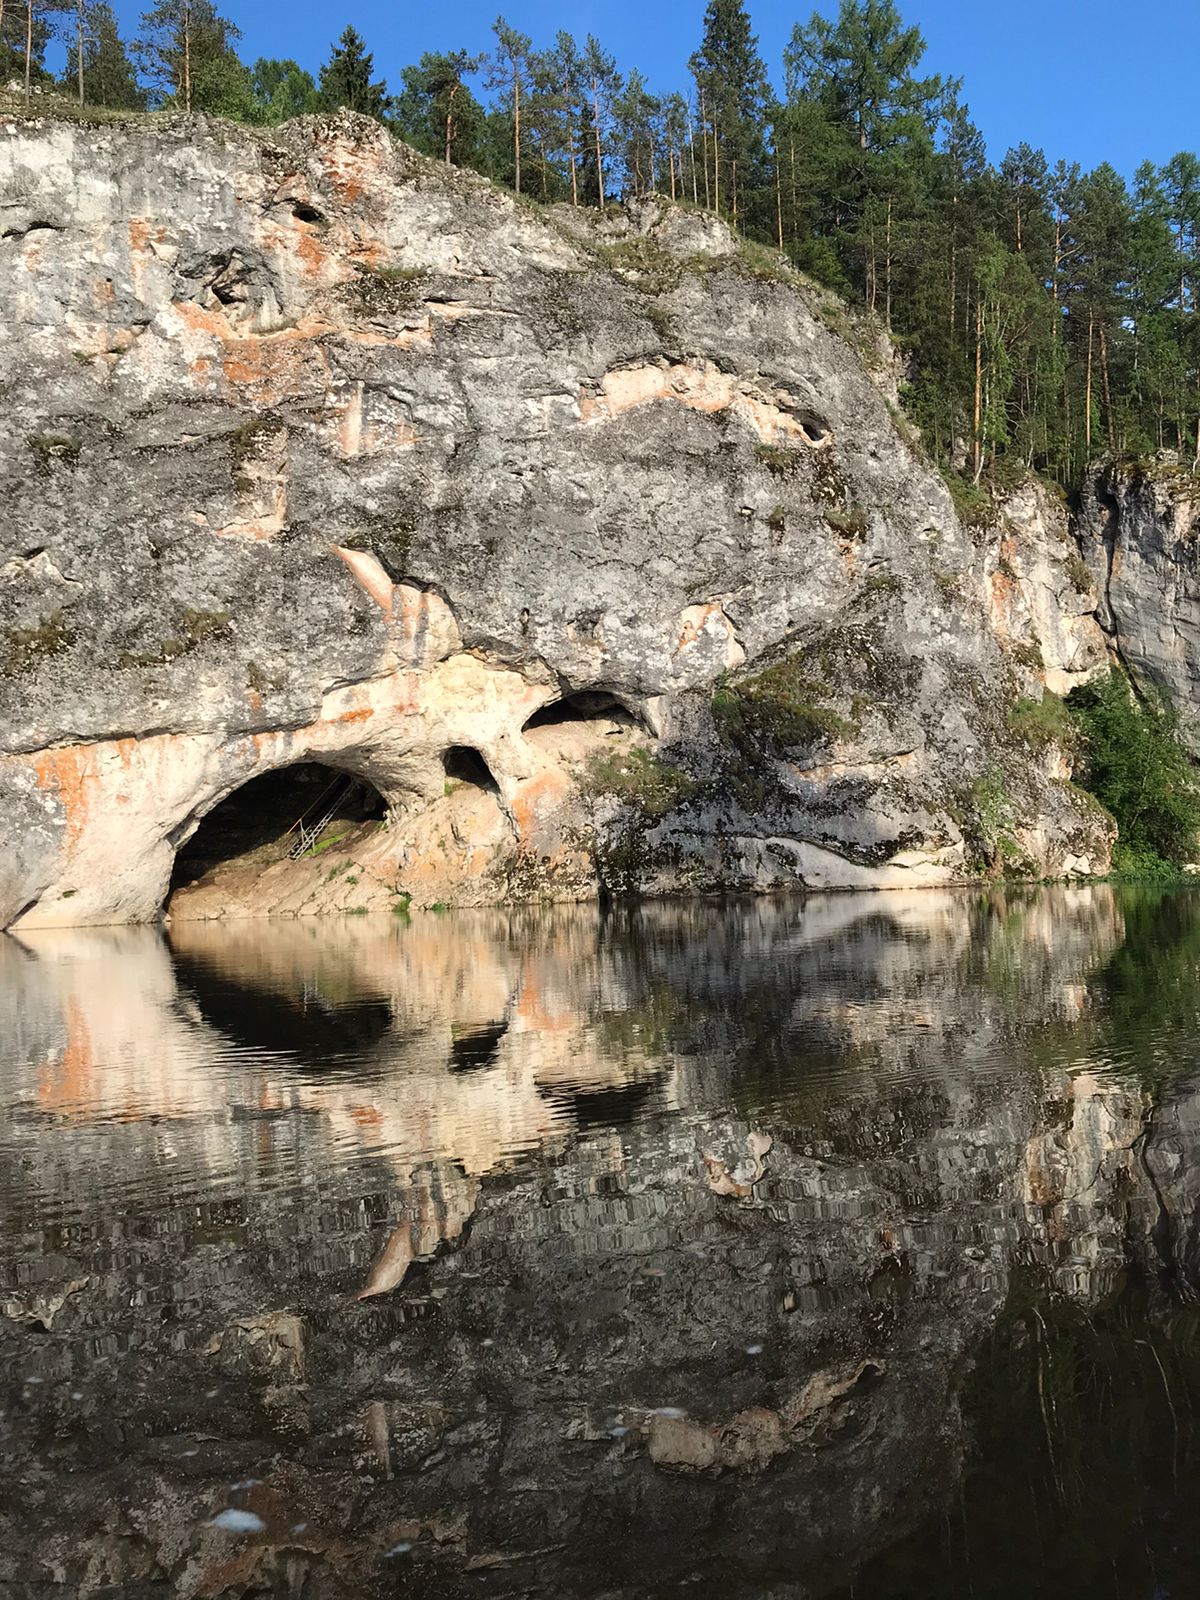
753 442 805 477
587 746 695 819
689 0 771 228
969 767 1025 871
133 0 241 111
318 26 390 120
62 2 145 110
246 58 319 124
1067 674 1200 872
1007 693 1076 752
714 656 858 752
392 50 484 165
941 467 996 529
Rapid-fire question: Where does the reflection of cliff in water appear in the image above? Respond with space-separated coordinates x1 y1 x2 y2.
4 887 1200 1597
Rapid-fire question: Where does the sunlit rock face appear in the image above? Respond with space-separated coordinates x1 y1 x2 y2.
7 886 1198 1596
0 112 1118 928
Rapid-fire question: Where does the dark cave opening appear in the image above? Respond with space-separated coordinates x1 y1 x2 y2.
443 746 500 794
169 763 387 893
523 690 641 733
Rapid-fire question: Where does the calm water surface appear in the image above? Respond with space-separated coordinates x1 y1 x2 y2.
4 886 1200 1597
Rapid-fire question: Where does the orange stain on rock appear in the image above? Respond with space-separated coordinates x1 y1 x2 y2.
512 770 570 838
33 747 95 845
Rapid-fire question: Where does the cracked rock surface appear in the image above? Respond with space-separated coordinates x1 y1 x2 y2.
0 110 1133 926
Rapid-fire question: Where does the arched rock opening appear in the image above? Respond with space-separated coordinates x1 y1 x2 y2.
442 746 500 795
169 762 387 899
523 690 643 735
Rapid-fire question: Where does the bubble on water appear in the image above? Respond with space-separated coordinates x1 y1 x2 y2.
481 1338 494 1347
291 1523 308 1535
745 1344 764 1356
230 1479 260 1490
24 1376 44 1385
70 1391 83 1401
210 1509 265 1534
652 1406 686 1419
609 1425 628 1438
181 1449 199 1458
384 1542 413 1557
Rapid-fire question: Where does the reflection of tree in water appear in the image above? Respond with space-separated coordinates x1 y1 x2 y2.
843 1273 1200 1599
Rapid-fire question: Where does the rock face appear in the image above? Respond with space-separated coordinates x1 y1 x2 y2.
0 110 1126 927
1077 458 1200 738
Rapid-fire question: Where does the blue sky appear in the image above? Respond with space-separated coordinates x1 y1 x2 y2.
86 0 1200 176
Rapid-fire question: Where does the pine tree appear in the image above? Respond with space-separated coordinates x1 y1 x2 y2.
394 50 483 165
318 26 389 121
581 34 620 208
2 0 53 102
62 0 142 107
786 1 948 314
485 17 531 194
134 0 240 112
689 0 769 227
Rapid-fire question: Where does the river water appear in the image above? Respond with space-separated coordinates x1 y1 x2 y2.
3 886 1200 1597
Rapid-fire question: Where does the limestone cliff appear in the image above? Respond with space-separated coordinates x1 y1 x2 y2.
0 109 1129 926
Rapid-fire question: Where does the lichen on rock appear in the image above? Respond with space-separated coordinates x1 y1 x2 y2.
0 109 1141 927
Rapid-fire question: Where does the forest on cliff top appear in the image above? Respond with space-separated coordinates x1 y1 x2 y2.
4 0 1200 498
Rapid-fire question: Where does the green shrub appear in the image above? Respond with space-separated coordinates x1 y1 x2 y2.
1008 694 1076 752
714 656 857 752
587 746 695 819
1067 674 1200 872
941 467 995 529
753 442 805 478
824 504 868 538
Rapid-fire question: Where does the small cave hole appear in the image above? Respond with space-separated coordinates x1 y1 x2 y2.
798 415 829 445
523 690 641 733
442 746 500 795
291 201 325 224
169 762 386 896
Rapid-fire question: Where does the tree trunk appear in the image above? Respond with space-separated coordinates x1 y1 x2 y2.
668 146 676 201
512 62 521 195
789 135 797 247
1085 312 1094 454
775 136 783 250
24 0 33 108
445 82 458 164
972 293 984 484
76 0 84 104
182 2 191 112
565 104 578 203
591 76 605 209
884 195 893 331
1099 321 1115 451
687 105 698 205
699 89 711 209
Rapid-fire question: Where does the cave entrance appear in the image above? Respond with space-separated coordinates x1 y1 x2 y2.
442 746 500 795
169 762 387 896
523 690 642 733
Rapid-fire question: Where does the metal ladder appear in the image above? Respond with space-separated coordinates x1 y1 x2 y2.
286 775 357 859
